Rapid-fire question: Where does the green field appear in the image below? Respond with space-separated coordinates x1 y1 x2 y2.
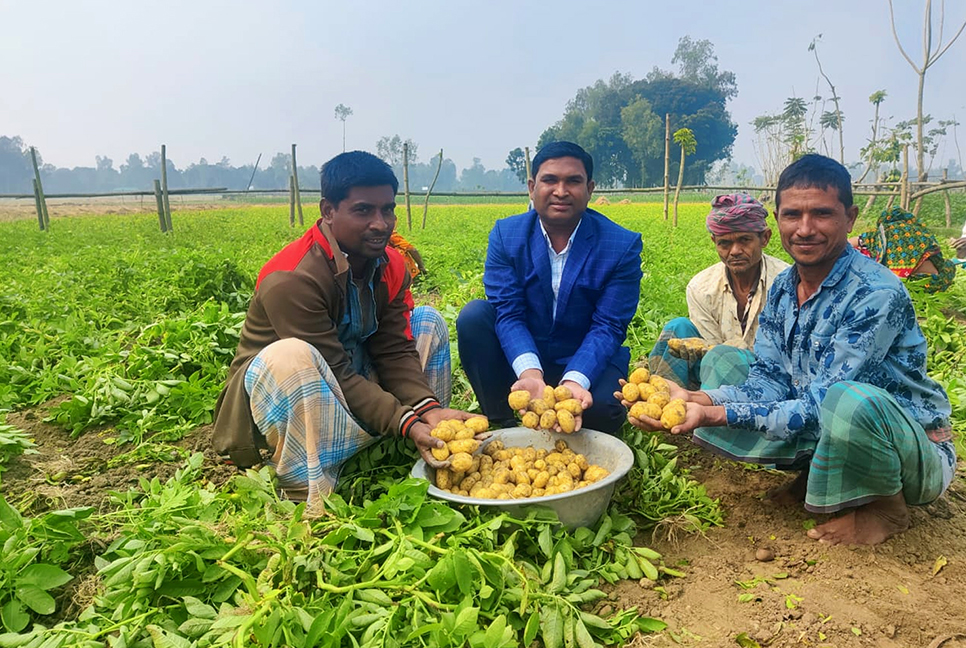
0 200 964 646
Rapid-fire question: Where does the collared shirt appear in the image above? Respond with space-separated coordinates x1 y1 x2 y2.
686 254 789 349
705 246 951 441
511 218 589 389
338 258 381 378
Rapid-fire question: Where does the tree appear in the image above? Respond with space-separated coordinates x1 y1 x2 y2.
376 135 418 167
888 0 966 182
672 128 697 226
334 104 353 152
809 35 845 164
670 36 738 99
620 97 663 187
506 147 527 184
855 90 888 184
0 136 33 193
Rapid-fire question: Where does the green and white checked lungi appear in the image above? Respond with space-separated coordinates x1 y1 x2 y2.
692 347 956 514
244 306 451 505
648 317 703 388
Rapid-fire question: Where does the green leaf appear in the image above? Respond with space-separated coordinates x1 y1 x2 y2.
735 632 762 647
483 614 507 648
636 617 667 633
851 627 862 636
541 604 564 648
523 611 540 645
146 624 192 648
454 551 475 596
0 600 29 633
550 552 567 593
0 498 23 532
16 564 73 590
183 596 216 620
453 606 479 639
574 618 596 648
538 526 553 558
16 586 55 615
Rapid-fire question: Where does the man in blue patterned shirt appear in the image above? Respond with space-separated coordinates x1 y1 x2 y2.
626 154 956 546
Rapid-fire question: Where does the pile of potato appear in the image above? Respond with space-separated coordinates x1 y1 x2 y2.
429 416 490 472
507 385 583 433
433 438 610 499
620 367 688 430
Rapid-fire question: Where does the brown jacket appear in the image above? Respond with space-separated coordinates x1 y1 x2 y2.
213 220 437 466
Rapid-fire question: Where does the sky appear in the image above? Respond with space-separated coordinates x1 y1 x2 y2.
2 0 965 176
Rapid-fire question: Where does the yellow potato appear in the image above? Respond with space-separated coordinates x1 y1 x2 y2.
667 337 686 353
647 392 670 409
648 375 670 393
557 409 576 434
554 440 569 452
431 425 455 442
660 406 687 430
450 452 474 473
509 455 527 472
508 390 531 411
512 483 532 498
628 367 651 384
513 470 531 486
454 426 475 440
637 383 657 401
436 468 452 490
554 398 583 414
621 382 641 402
493 468 512 484
528 398 549 416
584 465 609 482
521 411 540 429
464 417 489 434
447 438 479 454
542 385 557 406
532 471 550 489
539 410 557 430
628 401 651 420
431 446 450 461
483 440 504 455
475 487 494 499
567 462 582 479
553 385 573 401
667 398 687 410
532 488 546 498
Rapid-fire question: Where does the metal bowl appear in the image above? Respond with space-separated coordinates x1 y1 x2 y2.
410 426 634 529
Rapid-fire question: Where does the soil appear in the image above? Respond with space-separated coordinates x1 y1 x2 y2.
3 407 965 647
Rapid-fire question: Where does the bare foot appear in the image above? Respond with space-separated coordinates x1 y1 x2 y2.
763 469 808 506
806 493 910 546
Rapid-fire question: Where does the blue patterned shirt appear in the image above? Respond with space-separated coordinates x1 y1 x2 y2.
704 246 951 441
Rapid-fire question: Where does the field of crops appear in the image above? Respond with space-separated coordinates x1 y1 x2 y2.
0 198 964 647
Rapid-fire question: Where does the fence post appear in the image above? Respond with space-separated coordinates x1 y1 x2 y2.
524 146 532 183
29 147 50 230
32 179 45 231
662 113 670 221
292 144 303 226
942 168 951 227
161 144 173 231
403 143 412 230
153 180 167 232
900 144 909 211
422 149 443 229
289 175 296 227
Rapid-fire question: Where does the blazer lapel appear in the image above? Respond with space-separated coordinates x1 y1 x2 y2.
528 216 555 322
555 213 595 321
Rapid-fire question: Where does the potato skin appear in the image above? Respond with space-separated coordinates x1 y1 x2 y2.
554 398 583 414
553 385 573 401
450 452 474 473
542 385 557 406
621 382 641 402
464 417 489 434
539 410 557 430
628 367 650 384
508 390 531 411
557 409 576 433
528 398 549 416
447 438 479 454
431 446 450 461
521 411 540 429
660 406 687 430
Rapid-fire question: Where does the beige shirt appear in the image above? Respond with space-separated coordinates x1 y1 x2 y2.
685 253 790 349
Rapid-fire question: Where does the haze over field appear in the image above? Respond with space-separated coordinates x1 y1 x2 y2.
2 0 965 176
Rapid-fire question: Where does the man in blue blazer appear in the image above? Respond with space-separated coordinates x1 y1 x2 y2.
457 142 643 434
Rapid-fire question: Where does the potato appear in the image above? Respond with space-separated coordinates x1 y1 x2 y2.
513 470 531 486
512 483 532 498
431 445 450 461
436 468 453 490
431 425 455 442
637 383 657 401
450 452 474 473
464 416 489 434
648 375 670 393
628 367 651 384
509 455 527 472
542 385 557 406
459 475 478 491
484 440 504 455
567 462 582 479
667 398 687 410
539 410 557 430
475 487 494 499
533 458 547 471
557 409 576 434
555 440 569 453
493 468 512 484
660 406 687 430
454 426 475 440
574 454 589 471
447 438 479 454
528 398 549 416
532 488 546 498
647 392 670 409
621 382 641 402
521 411 540 429
532 471 550 489
508 390 531 411
554 398 583 415
553 385 573 401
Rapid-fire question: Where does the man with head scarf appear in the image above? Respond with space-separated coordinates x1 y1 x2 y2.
648 193 789 389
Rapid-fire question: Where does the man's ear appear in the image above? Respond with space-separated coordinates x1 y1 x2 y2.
587 180 595 195
320 199 334 223
760 228 772 246
527 177 535 197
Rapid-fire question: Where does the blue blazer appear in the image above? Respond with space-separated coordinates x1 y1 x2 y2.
484 208 643 385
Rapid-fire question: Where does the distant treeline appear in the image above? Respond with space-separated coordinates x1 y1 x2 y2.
0 136 525 195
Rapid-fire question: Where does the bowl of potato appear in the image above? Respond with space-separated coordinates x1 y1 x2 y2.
410 426 634 529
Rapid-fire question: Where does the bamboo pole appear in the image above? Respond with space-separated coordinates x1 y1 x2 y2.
153 180 167 232
291 144 303 226
524 146 532 182
289 175 296 227
942 168 951 227
403 143 412 231
247 153 262 191
29 147 49 230
32 179 45 231
662 113 670 221
900 144 909 211
422 149 443 230
160 145 173 231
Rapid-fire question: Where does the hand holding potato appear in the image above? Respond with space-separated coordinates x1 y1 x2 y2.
410 421 450 468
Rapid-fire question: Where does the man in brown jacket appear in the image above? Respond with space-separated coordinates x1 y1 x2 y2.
213 151 476 504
